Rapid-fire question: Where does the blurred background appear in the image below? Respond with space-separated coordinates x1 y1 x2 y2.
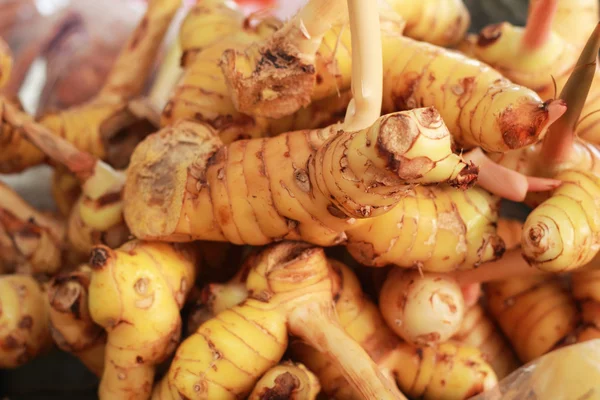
0 0 531 398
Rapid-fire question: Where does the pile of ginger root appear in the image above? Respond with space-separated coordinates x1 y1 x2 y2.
2 0 600 399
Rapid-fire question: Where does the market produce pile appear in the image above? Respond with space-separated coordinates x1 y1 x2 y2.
1 0 600 399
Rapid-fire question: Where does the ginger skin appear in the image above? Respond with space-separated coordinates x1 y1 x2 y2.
88 241 198 400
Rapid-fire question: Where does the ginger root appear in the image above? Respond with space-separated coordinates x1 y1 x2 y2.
293 259 497 400
125 107 476 244
379 269 465 347
385 0 470 47
453 304 521 379
88 240 198 400
0 274 52 368
485 275 579 362
153 242 400 400
48 265 106 376
0 182 65 276
248 362 321 400
162 0 353 144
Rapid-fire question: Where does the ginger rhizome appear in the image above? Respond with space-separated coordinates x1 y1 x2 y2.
385 0 470 47
222 7 565 152
88 241 198 400
162 0 353 144
219 0 349 120
485 275 579 363
475 26 600 272
521 170 600 272
48 265 106 376
153 242 400 400
248 362 321 400
0 182 65 275
344 184 503 272
571 268 600 342
379 269 465 346
126 107 475 241
0 274 52 368
293 259 497 400
124 109 504 271
453 304 521 379
0 0 177 173
465 1 600 144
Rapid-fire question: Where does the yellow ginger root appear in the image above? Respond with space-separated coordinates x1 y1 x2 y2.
465 4 600 144
153 242 400 400
185 254 251 335
385 0 470 47
222 11 564 152
0 0 176 173
521 170 600 272
379 269 465 347
48 265 106 376
11 107 131 257
345 185 503 272
453 305 520 379
379 34 565 152
0 182 65 275
451 219 546 286
125 107 477 245
485 275 579 363
162 0 353 143
219 0 348 119
0 274 52 368
248 362 321 400
88 240 198 400
293 259 497 400
571 268 600 342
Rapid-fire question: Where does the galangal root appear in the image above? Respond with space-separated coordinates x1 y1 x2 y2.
153 242 400 400
385 0 470 47
48 264 106 377
379 268 465 347
221 4 565 152
162 0 354 144
88 241 198 400
248 361 321 400
124 108 506 271
293 259 497 400
0 274 52 368
0 182 65 276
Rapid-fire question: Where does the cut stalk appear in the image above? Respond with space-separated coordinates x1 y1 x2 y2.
464 148 561 201
452 249 546 286
4 101 124 200
343 0 383 131
522 0 559 51
540 22 600 165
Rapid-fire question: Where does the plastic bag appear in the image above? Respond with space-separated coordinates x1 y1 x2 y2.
470 340 600 400
2 0 146 115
